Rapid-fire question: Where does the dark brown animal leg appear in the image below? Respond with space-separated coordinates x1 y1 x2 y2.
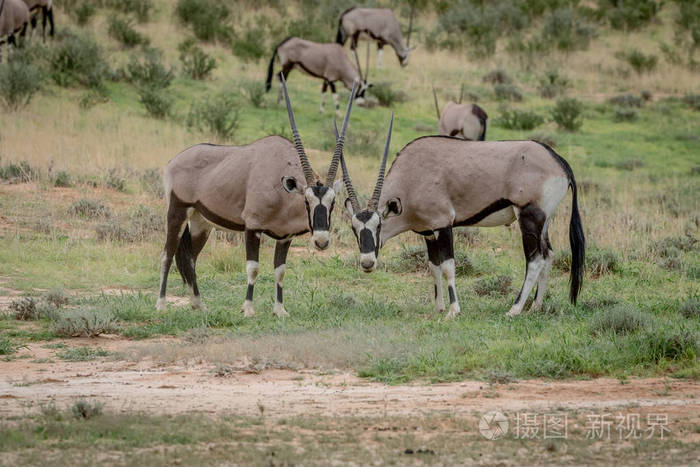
186 211 212 309
508 204 547 317
273 239 292 317
156 201 189 311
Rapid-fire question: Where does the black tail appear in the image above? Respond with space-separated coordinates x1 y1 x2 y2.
337 7 354 44
175 225 196 287
568 173 585 304
265 47 277 92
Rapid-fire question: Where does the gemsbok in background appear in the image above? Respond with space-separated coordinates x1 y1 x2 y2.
433 86 488 141
21 0 53 43
340 130 585 319
0 0 29 61
158 77 357 317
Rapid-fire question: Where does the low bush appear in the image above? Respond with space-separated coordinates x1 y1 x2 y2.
0 52 43 111
108 16 149 48
679 297 699 319
53 170 72 187
140 168 164 198
590 304 649 336
50 30 109 89
497 107 544 130
9 297 59 321
602 0 662 31
187 92 240 141
613 106 638 122
538 70 570 98
608 94 643 108
51 309 119 337
542 7 596 51
232 26 267 62
554 246 619 277
104 168 127 192
638 326 698 362
178 39 216 80
241 79 266 108
473 274 512 297
493 83 522 102
127 204 163 237
44 289 71 308
72 1 96 25
0 336 16 355
104 0 153 23
683 94 700 111
369 82 408 107
551 97 583 131
0 161 40 182
138 86 172 119
125 50 174 89
57 346 111 361
176 0 233 42
483 69 511 84
72 400 104 419
616 49 658 74
68 199 113 218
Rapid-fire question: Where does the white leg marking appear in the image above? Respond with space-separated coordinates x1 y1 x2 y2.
441 259 461 319
530 254 553 313
320 89 325 113
429 262 445 313
242 300 255 318
377 48 383 68
507 257 546 317
156 251 168 311
332 93 340 116
241 260 259 318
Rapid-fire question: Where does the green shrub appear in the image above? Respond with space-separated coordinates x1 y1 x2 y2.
538 70 570 98
542 7 596 51
178 39 216 80
369 82 408 107
51 309 119 337
0 336 16 355
613 106 638 122
108 16 149 48
497 107 544 130
187 92 240 141
554 246 619 276
44 289 71 308
638 326 698 362
72 400 104 419
590 304 649 336
483 69 511 84
72 1 96 25
241 79 266 108
176 0 233 42
50 30 109 89
683 94 700 111
58 346 111 361
387 245 426 273
602 0 662 30
473 274 512 297
679 297 699 319
232 26 267 62
68 198 113 218
105 0 153 23
493 83 522 101
138 86 172 119
608 94 643 108
0 51 43 111
140 168 164 198
552 97 583 131
0 160 40 182
126 50 174 90
617 49 658 74
674 0 700 52
126 204 163 237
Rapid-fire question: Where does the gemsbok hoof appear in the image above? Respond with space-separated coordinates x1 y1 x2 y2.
446 303 461 319
190 296 204 310
155 298 166 312
273 303 289 318
506 306 522 317
241 301 255 318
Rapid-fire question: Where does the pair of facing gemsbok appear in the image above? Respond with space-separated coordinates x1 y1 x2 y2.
158 78 585 319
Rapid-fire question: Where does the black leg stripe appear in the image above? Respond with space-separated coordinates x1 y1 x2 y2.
434 284 438 300
245 284 254 301
448 286 456 304
276 284 283 304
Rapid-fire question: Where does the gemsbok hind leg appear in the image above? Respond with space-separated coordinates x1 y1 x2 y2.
241 230 261 317
273 239 292 317
530 229 553 313
186 211 213 310
156 204 189 311
507 204 547 317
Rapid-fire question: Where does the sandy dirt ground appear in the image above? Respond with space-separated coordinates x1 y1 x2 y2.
1 338 699 429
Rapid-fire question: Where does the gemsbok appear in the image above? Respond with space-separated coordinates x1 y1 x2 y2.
336 7 413 68
339 128 585 318
265 36 369 114
433 87 488 141
0 0 29 62
21 0 53 43
157 77 356 317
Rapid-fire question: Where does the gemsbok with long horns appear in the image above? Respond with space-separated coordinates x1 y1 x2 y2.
336 7 413 68
0 0 30 62
21 0 54 43
339 129 585 318
157 77 356 317
433 86 488 141
266 36 369 114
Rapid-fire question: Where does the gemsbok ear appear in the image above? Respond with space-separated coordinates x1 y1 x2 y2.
282 176 304 194
345 198 356 216
333 179 343 194
382 198 402 219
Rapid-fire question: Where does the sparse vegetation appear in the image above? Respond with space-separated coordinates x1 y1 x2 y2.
49 30 109 89
538 70 570 98
68 199 113 218
369 82 408 107
58 346 111 361
617 49 658 74
108 16 150 48
0 52 43 111
71 399 104 419
51 309 119 337
178 39 216 80
176 0 233 42
187 92 240 141
552 97 584 131
497 107 544 130
590 304 650 336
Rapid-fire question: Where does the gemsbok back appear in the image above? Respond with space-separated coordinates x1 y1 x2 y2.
266 36 369 114
158 77 356 317
340 129 585 318
433 87 488 141
336 7 413 68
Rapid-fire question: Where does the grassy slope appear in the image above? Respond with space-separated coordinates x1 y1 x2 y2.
0 0 698 383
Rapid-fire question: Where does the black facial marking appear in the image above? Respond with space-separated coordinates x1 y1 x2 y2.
359 229 375 254
245 284 254 301
448 286 456 304
355 211 374 223
313 205 329 231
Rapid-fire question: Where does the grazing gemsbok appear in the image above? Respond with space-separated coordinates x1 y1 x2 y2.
0 0 30 62
433 87 488 141
336 7 413 68
157 77 356 317
339 130 585 318
21 0 53 43
265 36 369 114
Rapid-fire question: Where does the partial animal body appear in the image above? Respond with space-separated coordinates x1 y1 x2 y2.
158 78 355 317
341 136 585 318
336 7 411 68
438 102 488 141
0 0 30 61
21 0 53 43
266 37 368 114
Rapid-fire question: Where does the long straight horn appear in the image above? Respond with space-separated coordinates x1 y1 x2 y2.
406 5 414 48
364 41 370 82
280 73 315 185
335 120 361 213
368 112 394 211
325 82 357 187
353 48 362 79
432 87 441 121
458 83 464 104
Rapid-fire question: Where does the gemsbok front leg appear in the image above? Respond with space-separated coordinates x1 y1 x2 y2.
426 228 460 318
242 229 261 317
424 234 445 313
507 204 548 317
156 203 189 311
273 239 292 317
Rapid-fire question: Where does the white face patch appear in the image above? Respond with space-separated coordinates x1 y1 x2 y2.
320 188 335 209
304 187 319 211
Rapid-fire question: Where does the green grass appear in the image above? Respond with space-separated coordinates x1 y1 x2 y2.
56 346 111 361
